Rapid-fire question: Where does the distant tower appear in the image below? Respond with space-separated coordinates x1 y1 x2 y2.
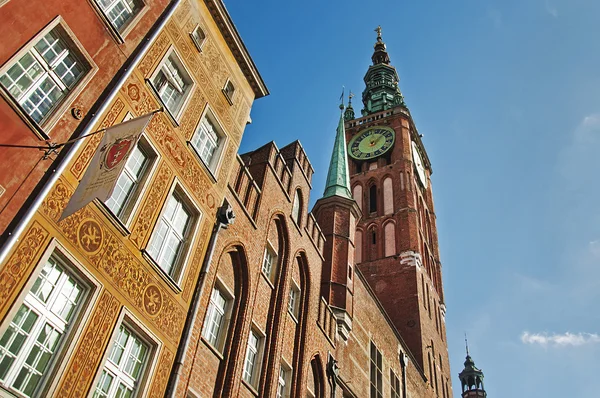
458 341 487 397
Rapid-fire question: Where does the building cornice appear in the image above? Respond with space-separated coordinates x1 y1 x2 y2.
205 0 269 98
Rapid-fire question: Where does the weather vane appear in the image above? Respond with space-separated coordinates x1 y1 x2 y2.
375 25 382 38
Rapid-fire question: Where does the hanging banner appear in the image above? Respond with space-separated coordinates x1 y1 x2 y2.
60 112 154 220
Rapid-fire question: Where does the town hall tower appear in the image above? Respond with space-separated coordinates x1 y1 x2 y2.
345 27 452 397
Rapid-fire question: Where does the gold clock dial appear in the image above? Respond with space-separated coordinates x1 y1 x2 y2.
348 126 395 160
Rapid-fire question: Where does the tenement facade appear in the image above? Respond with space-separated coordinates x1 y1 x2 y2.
0 0 267 397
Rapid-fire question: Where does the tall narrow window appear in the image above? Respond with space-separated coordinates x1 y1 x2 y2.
93 323 153 398
150 49 193 119
104 138 155 221
95 0 144 33
288 281 300 319
261 245 277 282
0 255 89 397
369 185 377 214
0 22 92 126
292 189 302 225
147 190 196 279
277 365 291 398
242 329 262 387
370 341 383 398
202 287 230 350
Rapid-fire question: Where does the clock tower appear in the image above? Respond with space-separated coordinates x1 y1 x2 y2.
346 28 452 396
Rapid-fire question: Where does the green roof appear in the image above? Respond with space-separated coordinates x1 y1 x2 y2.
323 108 352 199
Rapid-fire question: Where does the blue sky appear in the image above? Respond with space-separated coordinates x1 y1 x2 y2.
226 0 600 395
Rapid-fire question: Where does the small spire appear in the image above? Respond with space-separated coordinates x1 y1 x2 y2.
323 97 352 199
465 333 470 356
375 25 382 39
344 91 355 121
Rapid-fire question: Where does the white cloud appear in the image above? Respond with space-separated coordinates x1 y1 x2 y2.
521 332 600 347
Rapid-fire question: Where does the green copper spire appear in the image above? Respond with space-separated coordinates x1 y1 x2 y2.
323 102 352 199
361 26 406 116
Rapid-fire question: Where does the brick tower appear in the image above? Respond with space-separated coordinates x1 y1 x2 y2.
345 27 453 396
313 103 361 341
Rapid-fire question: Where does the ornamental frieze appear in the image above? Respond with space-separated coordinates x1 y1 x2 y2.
182 221 211 302
138 31 170 78
45 191 185 342
148 348 175 398
0 222 49 314
129 162 174 249
57 290 120 396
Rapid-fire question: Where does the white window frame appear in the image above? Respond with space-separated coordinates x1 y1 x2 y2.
92 0 146 41
222 79 235 105
201 280 233 352
242 326 264 388
103 122 159 227
261 241 277 283
90 310 160 398
369 341 383 398
0 17 97 137
277 360 292 398
0 240 100 398
189 25 206 52
188 106 228 178
148 47 194 123
287 280 300 320
145 181 201 285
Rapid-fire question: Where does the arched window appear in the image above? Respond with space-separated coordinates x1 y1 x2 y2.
384 222 396 257
383 177 393 215
292 189 302 225
353 184 363 211
369 184 377 214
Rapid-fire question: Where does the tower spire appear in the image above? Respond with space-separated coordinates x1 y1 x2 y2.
361 26 406 116
458 343 487 397
323 97 352 199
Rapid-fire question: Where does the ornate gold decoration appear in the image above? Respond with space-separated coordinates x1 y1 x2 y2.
0 222 49 314
55 290 120 396
173 0 191 26
143 284 163 317
71 98 125 179
130 162 173 249
148 348 175 398
41 180 74 222
138 31 170 77
77 219 103 254
178 89 205 140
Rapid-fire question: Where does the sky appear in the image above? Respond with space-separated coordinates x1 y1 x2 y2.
226 0 600 396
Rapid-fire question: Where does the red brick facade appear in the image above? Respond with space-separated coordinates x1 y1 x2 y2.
178 134 452 397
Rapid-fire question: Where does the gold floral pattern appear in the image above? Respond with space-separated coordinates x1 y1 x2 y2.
143 284 163 316
148 348 175 398
0 222 49 314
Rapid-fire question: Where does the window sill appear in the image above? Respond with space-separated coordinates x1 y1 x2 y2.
145 79 180 128
241 379 259 397
186 141 218 184
289 215 303 236
140 249 183 294
94 199 131 237
200 336 224 360
287 309 298 324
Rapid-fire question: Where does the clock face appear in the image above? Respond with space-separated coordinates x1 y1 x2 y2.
411 141 428 189
348 126 395 160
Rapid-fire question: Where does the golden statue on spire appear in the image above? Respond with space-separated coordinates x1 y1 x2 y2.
375 25 382 38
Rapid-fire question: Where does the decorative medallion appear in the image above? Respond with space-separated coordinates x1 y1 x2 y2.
127 83 140 101
206 193 215 209
143 284 163 317
77 219 103 254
